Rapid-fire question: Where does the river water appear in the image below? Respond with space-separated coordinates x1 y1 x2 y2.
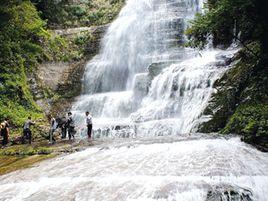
0 0 267 200
0 135 267 200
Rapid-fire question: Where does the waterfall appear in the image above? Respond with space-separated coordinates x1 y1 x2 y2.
72 0 236 138
0 2 267 200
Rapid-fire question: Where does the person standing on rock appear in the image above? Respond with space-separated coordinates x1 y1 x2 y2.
66 112 75 140
59 115 67 139
22 117 35 144
49 115 58 144
85 111 93 140
1 118 10 147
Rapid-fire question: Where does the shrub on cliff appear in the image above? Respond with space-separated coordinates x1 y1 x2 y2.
222 104 268 148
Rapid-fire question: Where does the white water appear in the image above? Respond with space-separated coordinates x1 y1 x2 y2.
1 0 267 200
0 136 267 200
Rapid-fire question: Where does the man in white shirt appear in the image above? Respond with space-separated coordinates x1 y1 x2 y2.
22 117 35 144
85 111 93 139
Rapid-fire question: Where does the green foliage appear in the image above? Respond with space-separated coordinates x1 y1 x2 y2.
0 145 53 156
70 5 87 17
31 0 70 27
32 0 124 28
186 0 267 51
87 0 124 26
0 100 42 126
41 31 91 63
0 0 46 126
42 35 69 61
74 34 88 46
0 0 124 127
222 104 268 148
36 147 53 155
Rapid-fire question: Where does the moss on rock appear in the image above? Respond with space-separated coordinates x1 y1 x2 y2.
199 42 268 150
222 104 268 150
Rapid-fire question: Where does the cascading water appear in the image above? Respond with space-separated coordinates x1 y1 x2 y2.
0 0 267 200
72 0 229 137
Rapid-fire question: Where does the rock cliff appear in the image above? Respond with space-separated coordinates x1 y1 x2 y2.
30 25 108 116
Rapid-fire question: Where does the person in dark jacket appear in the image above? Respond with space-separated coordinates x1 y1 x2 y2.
1 118 10 146
66 112 75 140
22 117 35 144
58 116 67 139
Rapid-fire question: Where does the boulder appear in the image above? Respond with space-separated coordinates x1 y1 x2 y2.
85 24 109 57
148 61 173 80
206 185 253 201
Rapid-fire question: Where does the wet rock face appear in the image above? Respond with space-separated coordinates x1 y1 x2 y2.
148 61 173 80
206 185 253 201
56 61 85 98
30 60 86 115
197 50 240 133
85 24 109 57
133 73 149 97
198 46 268 151
30 25 108 115
37 62 78 92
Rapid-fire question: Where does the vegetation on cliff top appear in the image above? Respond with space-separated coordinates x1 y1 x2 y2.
186 0 268 149
31 0 124 28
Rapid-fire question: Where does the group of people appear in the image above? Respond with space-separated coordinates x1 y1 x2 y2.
48 112 75 144
0 111 93 147
0 117 35 147
48 111 93 144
